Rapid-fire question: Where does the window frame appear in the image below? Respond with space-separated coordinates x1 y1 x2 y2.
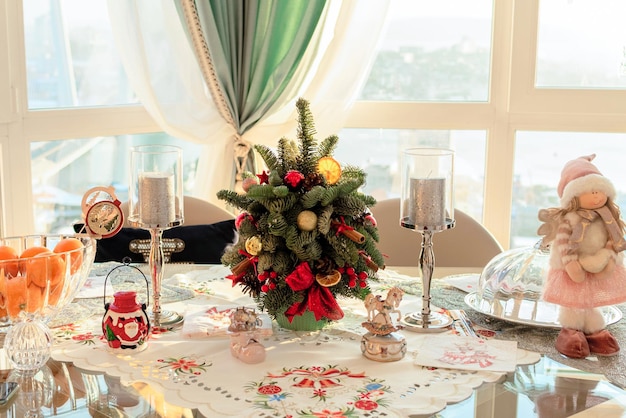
2 0 625 249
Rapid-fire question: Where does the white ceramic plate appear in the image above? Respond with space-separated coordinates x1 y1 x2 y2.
465 292 623 329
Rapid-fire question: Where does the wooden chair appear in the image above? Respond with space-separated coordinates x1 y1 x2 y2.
370 198 503 268
120 196 234 227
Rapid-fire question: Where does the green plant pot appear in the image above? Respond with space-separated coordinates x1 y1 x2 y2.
275 310 328 331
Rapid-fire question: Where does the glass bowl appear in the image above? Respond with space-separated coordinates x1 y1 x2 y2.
0 234 96 372
465 240 622 327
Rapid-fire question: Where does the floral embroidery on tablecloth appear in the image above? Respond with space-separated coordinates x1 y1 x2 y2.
243 365 394 417
53 322 101 345
180 280 215 296
154 356 212 383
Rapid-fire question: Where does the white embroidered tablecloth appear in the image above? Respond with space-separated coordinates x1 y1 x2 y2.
51 265 540 418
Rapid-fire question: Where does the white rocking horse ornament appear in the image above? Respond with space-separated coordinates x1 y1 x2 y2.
363 286 404 335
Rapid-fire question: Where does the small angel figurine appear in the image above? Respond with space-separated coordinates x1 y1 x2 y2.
538 154 626 358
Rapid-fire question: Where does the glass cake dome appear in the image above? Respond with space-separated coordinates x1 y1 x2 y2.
465 240 622 327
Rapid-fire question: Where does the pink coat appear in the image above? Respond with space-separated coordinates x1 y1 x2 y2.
542 211 626 309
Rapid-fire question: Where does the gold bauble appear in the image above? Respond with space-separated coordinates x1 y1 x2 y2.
297 210 318 231
245 236 262 255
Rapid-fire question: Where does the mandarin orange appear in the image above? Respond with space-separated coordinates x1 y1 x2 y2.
0 245 19 277
21 249 66 288
26 282 44 313
53 238 84 274
6 276 27 318
48 281 64 305
0 271 7 310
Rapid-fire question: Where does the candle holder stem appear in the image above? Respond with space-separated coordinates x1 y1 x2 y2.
401 229 453 332
420 231 434 317
148 228 183 328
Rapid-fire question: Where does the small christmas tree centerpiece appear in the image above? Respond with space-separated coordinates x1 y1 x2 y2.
217 98 385 329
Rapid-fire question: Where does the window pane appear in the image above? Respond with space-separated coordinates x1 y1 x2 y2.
536 0 626 89
335 129 486 222
23 0 137 109
512 132 626 248
359 0 493 102
32 134 203 233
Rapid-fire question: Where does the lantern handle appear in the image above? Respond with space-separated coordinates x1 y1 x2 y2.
103 257 150 307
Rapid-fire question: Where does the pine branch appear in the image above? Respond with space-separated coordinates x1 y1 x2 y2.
216 190 253 210
317 135 339 158
332 195 368 217
254 144 280 172
277 137 297 174
295 98 318 175
301 185 326 209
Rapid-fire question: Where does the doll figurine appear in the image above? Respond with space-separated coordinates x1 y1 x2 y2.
538 154 626 359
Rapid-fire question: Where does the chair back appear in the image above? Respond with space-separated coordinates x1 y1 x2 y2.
371 198 503 268
120 196 234 227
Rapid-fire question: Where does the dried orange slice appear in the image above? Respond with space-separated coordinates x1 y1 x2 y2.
317 157 342 185
315 270 342 287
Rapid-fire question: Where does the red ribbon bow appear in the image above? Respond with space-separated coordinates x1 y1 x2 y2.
284 262 344 322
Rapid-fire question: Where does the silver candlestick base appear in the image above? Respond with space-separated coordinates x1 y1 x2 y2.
400 218 455 333
147 228 184 328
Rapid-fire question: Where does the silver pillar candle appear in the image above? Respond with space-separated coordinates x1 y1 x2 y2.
138 172 175 226
408 177 446 227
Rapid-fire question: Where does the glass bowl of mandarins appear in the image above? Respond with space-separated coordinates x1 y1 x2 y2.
0 234 96 372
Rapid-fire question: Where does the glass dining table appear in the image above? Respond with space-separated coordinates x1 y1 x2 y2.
0 264 624 418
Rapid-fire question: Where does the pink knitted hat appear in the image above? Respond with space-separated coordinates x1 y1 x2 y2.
558 154 615 206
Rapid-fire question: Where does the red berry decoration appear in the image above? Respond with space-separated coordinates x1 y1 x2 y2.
284 170 305 188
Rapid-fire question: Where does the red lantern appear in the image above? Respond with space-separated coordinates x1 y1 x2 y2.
102 263 150 352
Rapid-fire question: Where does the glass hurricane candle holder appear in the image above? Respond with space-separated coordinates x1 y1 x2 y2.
400 148 455 332
128 144 184 328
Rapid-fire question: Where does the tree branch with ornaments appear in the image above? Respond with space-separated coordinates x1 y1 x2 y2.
217 98 384 323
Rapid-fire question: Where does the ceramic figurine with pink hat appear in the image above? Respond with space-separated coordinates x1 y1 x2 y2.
538 154 626 359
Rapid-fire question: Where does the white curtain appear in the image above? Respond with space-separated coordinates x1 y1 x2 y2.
107 0 390 209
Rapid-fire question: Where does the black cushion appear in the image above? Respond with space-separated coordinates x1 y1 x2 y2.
73 220 237 264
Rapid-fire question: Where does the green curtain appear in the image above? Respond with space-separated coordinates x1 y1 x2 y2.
178 0 327 135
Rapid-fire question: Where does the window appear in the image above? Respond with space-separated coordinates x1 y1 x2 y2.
360 0 493 102
536 0 626 89
2 0 626 252
346 0 626 248
23 0 137 108
31 134 202 233
17 0 202 234
335 129 486 222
